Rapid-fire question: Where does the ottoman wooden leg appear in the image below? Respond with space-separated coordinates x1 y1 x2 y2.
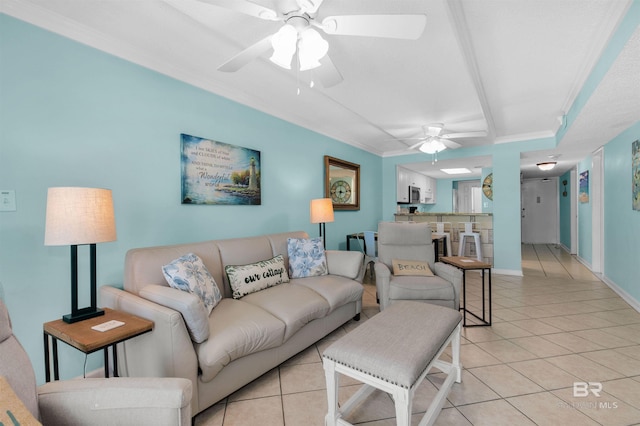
323 358 339 426
392 387 412 426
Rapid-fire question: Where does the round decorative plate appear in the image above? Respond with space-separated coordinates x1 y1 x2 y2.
482 173 493 200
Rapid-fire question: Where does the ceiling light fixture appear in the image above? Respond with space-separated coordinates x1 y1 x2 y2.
536 161 557 171
270 17 328 71
441 168 472 175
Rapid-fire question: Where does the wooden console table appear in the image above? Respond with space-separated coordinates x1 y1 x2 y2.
440 256 492 327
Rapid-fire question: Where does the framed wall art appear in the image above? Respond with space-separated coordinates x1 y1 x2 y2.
324 156 360 210
181 133 261 205
579 170 589 204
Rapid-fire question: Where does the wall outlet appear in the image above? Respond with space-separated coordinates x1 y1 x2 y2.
0 190 16 211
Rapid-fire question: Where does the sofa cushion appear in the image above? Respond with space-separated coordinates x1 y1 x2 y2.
140 285 210 343
295 275 364 312
242 284 330 341
195 299 285 382
162 253 222 315
392 259 434 277
225 255 290 299
388 275 454 301
287 238 328 278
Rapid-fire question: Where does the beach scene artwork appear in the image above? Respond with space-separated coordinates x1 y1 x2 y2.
181 133 261 205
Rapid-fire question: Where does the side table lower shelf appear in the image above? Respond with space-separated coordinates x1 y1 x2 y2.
43 308 153 382
440 256 492 327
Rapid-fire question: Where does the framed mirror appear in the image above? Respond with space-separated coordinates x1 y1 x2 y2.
324 156 360 210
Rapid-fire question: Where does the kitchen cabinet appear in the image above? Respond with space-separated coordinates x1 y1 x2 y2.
397 166 437 204
422 177 437 204
396 167 411 202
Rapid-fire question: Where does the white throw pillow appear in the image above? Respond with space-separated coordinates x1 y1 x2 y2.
162 253 222 315
287 237 328 278
225 255 289 299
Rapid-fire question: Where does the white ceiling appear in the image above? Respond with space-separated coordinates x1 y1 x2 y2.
2 0 638 179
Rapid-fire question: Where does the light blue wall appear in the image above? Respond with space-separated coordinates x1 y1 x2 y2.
0 15 381 384
603 122 640 301
559 170 572 249
577 157 593 266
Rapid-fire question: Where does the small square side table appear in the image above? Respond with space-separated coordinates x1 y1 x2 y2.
440 256 492 327
43 308 153 382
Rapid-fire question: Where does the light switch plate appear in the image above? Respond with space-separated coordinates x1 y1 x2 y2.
0 190 16 211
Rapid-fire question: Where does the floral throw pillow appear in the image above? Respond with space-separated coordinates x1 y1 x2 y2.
162 253 222 315
287 237 328 278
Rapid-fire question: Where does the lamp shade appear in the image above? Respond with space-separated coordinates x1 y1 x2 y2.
310 198 334 224
45 187 116 246
270 24 297 69
298 28 329 71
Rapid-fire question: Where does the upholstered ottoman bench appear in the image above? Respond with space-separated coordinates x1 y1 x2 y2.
322 301 462 426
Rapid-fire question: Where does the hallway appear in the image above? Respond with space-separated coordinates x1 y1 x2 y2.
521 243 600 281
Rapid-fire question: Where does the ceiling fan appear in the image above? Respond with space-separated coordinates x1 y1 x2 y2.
192 0 427 87
402 124 487 154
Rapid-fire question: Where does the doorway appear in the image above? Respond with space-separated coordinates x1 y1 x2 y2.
521 178 559 244
455 180 482 213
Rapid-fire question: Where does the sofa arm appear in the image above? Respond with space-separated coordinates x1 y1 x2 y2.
325 250 364 281
38 377 192 426
99 286 200 413
373 262 392 310
433 262 464 310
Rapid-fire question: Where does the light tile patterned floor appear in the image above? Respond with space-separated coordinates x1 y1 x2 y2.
195 244 640 425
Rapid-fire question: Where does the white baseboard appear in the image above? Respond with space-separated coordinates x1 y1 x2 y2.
600 275 640 313
492 268 523 276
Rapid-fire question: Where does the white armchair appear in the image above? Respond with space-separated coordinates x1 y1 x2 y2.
0 299 192 426
374 222 463 311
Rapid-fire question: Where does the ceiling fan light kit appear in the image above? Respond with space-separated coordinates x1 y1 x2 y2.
419 139 446 154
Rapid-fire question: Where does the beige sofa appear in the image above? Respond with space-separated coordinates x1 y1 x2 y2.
100 231 364 417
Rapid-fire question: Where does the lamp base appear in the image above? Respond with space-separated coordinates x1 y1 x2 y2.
63 307 104 324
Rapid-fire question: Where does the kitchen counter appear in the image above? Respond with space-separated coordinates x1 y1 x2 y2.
395 213 493 265
394 213 493 217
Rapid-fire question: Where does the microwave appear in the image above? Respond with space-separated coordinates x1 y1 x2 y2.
409 186 420 203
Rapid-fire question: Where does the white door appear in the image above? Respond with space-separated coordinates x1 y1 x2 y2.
521 178 559 244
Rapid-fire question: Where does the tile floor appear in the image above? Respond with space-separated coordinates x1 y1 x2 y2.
195 244 640 425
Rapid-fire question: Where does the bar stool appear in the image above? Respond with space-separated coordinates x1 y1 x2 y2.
430 222 452 258
458 222 482 261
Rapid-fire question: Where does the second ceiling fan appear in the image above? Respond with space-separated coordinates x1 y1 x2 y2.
194 0 427 87
403 124 487 154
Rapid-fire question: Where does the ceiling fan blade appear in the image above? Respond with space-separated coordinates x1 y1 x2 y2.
441 131 487 139
218 35 273 72
407 140 426 150
198 0 279 20
320 14 426 39
315 55 343 88
441 139 462 149
296 0 324 14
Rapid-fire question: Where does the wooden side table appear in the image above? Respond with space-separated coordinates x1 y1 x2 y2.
440 256 492 327
43 308 153 382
